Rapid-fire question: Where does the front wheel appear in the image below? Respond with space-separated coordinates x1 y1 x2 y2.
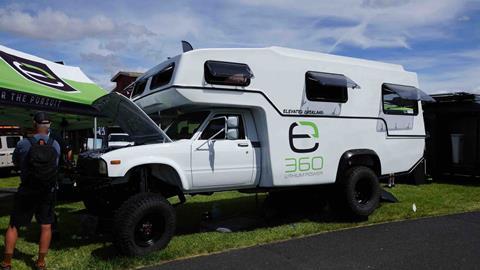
338 166 380 217
113 193 176 256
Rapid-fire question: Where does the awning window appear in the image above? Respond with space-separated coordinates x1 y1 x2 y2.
204 60 254 87
305 71 360 103
383 83 434 102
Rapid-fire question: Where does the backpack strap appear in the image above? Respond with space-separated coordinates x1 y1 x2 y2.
46 137 54 146
27 137 37 146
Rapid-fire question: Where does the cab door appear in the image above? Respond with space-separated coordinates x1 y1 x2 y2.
191 113 254 188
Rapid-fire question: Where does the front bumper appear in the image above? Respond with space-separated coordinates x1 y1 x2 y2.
74 157 127 191
72 174 114 191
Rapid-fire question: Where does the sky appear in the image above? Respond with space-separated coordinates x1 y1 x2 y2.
0 0 479 93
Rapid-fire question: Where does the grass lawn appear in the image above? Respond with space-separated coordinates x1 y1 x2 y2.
0 175 21 188
1 176 480 270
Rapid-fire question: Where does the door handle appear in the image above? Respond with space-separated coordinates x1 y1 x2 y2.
237 142 249 147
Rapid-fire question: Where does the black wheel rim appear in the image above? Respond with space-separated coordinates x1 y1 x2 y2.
134 212 165 248
354 178 373 205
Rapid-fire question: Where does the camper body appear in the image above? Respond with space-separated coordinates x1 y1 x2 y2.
75 47 428 256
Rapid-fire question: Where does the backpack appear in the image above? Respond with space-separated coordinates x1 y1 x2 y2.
26 137 58 190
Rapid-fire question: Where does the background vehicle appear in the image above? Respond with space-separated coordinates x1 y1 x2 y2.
0 135 22 176
107 133 133 148
75 46 430 256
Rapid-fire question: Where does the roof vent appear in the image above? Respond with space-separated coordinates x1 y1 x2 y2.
181 40 193 53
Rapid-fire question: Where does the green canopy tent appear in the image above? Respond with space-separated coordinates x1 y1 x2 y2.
0 45 110 130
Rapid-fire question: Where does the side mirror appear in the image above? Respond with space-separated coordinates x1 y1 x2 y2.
226 129 239 140
226 116 240 140
227 116 239 129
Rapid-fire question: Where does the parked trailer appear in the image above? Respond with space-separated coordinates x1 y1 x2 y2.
424 92 480 180
75 46 431 256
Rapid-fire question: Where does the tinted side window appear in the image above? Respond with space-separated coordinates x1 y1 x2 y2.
382 84 419 115
131 79 147 99
204 61 253 86
6 136 20 148
150 64 174 90
201 118 225 140
200 114 246 140
305 71 348 103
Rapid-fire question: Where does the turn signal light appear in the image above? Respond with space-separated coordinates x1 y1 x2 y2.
110 160 121 165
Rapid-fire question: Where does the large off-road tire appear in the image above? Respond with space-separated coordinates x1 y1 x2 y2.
113 193 176 256
338 166 380 217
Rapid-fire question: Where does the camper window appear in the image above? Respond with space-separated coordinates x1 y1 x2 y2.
382 84 419 115
150 63 175 90
131 79 147 99
305 71 348 103
204 61 253 87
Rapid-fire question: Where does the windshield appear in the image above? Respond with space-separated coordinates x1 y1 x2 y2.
93 92 171 145
109 134 131 142
165 111 210 140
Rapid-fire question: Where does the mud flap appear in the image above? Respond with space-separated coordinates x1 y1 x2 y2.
380 188 398 203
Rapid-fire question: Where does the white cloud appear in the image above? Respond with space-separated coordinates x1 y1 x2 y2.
229 0 467 50
0 7 153 41
420 65 480 94
380 49 480 93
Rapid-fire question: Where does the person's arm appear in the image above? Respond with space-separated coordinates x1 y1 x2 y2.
12 139 28 168
53 141 61 166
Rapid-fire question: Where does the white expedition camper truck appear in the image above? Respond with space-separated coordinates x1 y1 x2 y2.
75 46 431 256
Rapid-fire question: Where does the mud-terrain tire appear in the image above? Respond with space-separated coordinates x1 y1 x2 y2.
113 193 176 256
338 166 380 217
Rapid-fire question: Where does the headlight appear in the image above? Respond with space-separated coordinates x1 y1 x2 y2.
98 159 108 175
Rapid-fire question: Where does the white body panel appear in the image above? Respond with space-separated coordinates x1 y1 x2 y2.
191 138 254 188
107 133 133 148
0 136 22 169
100 47 426 192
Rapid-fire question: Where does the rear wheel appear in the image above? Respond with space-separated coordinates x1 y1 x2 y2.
113 193 176 256
338 166 380 217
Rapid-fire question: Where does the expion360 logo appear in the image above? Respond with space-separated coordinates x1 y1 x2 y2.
288 121 319 153
0 50 77 92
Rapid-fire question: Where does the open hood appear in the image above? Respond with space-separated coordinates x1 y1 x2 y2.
93 92 171 145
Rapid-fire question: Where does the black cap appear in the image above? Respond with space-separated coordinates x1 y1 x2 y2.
33 111 51 124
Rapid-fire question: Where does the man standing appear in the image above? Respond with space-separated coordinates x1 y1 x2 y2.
1 112 60 270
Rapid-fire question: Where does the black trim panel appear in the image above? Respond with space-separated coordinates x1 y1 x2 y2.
336 149 381 179
137 84 426 138
251 141 261 148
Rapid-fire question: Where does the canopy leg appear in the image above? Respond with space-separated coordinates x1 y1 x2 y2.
94 117 97 149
